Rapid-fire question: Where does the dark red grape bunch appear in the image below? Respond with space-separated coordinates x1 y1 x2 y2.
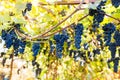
32 43 40 57
102 23 116 45
108 42 116 59
49 40 55 53
26 3 32 11
74 23 84 49
111 0 120 8
113 58 119 72
1 29 26 55
54 32 69 58
102 23 116 34
114 30 120 46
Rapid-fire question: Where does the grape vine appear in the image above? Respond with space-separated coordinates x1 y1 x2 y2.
0 0 120 80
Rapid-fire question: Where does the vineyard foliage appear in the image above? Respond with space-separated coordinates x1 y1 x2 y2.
0 0 120 80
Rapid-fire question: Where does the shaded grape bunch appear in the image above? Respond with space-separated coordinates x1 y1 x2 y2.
114 30 120 46
94 10 105 23
89 0 106 31
92 10 105 31
62 29 70 50
111 0 120 8
13 39 26 55
54 33 69 58
35 64 42 78
89 9 97 16
49 40 54 53
1 29 26 55
113 58 119 72
104 33 111 46
83 43 89 50
108 43 116 59
89 9 105 31
26 3 32 11
102 23 116 45
74 23 83 49
97 0 107 10
32 43 40 57
102 23 116 34
18 40 26 53
14 24 20 30
93 49 100 56
2 30 14 48
97 34 103 48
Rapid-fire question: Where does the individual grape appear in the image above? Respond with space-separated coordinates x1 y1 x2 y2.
114 30 120 46
26 3 32 11
32 43 40 56
54 33 68 58
74 23 83 49
111 0 120 8
108 43 116 59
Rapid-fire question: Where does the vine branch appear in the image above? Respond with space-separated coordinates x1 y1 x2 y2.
15 14 88 40
42 14 89 38
31 7 81 39
9 50 14 80
38 1 88 5
15 5 120 41
38 5 56 16
104 13 120 23
15 6 84 40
